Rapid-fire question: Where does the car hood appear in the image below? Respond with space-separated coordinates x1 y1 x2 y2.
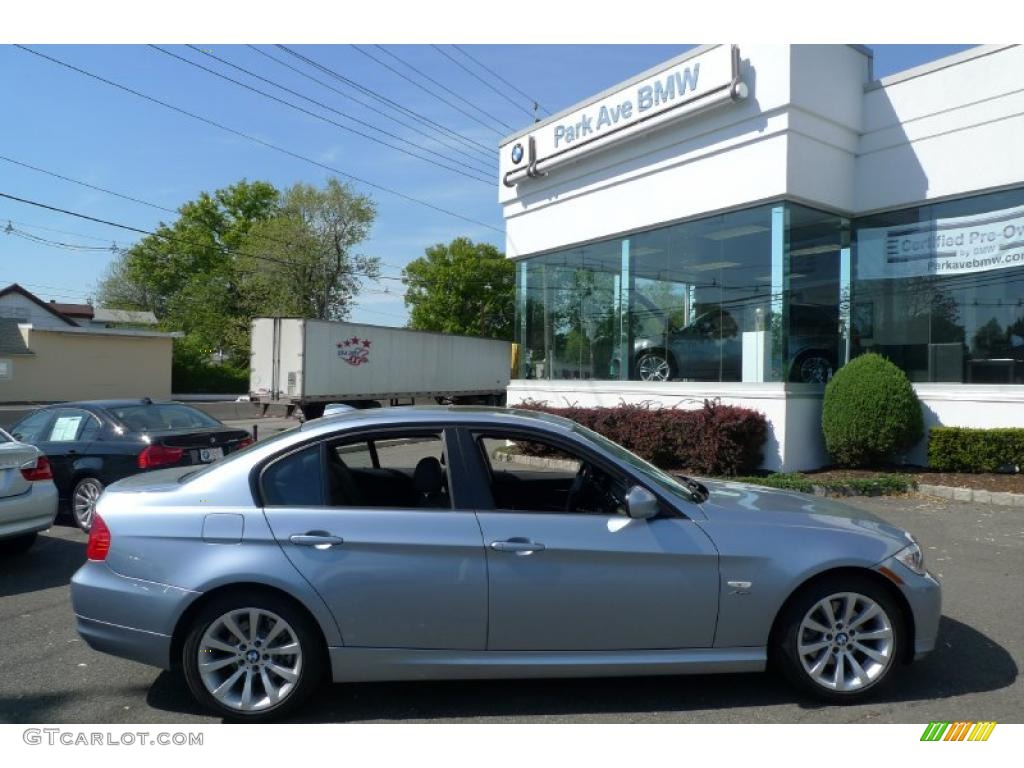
697 479 909 545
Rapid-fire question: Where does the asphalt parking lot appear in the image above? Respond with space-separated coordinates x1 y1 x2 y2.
1 494 1020 724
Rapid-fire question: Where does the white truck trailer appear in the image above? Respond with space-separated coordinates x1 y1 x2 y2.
250 318 512 418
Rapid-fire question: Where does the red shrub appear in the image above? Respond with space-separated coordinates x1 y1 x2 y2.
515 400 767 475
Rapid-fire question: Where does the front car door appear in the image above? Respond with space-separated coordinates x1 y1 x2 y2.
260 426 488 650
462 425 720 651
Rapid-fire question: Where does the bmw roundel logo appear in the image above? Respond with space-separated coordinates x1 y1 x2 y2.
511 143 524 164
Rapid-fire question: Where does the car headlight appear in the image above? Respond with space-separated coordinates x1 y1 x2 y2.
894 538 926 576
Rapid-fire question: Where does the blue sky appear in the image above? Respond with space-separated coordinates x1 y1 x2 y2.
0 44 973 325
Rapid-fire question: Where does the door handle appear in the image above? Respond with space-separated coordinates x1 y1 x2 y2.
289 533 344 548
490 538 545 554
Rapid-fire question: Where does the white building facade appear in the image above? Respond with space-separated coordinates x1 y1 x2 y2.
499 44 1024 471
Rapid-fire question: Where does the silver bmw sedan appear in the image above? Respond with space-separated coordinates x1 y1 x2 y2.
70 406 941 720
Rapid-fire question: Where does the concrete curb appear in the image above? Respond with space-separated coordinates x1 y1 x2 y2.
916 483 1024 507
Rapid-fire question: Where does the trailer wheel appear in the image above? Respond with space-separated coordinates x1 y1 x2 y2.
301 403 326 420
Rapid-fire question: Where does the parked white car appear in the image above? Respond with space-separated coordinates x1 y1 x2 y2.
0 427 59 553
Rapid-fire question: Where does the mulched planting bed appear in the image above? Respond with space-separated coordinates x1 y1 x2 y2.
804 467 1024 494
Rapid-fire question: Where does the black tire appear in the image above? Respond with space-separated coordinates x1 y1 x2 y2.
182 591 325 722
0 532 38 555
71 476 104 533
791 351 834 383
300 402 326 420
773 575 905 704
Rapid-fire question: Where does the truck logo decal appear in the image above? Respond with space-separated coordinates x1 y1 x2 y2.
337 337 372 366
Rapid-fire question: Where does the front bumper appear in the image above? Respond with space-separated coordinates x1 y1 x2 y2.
0 481 58 540
71 560 198 670
881 559 942 661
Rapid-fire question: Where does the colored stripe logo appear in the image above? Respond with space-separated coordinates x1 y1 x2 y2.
921 722 997 741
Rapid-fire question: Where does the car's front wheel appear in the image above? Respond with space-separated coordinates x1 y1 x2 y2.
774 576 905 703
182 592 324 721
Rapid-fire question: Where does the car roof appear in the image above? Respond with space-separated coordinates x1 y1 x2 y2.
56 399 179 409
299 405 578 436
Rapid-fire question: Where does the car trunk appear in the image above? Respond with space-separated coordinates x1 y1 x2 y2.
0 442 39 499
143 426 251 466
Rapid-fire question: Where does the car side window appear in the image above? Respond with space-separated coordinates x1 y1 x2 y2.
326 432 451 510
78 413 103 442
475 432 628 516
10 410 51 443
46 409 93 442
261 445 325 507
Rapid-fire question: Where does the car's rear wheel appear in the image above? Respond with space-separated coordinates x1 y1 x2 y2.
636 351 674 382
182 593 324 721
0 532 38 554
774 576 904 703
792 351 833 383
71 476 104 533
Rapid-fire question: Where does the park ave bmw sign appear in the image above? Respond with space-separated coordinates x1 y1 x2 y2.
501 44 747 186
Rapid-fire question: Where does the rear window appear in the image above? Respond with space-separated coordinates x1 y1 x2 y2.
109 404 221 431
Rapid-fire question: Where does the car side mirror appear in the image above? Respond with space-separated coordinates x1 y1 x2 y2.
625 485 659 520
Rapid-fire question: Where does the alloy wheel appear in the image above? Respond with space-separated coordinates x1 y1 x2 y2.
637 353 671 382
72 478 103 532
797 591 894 692
198 608 303 713
799 356 831 383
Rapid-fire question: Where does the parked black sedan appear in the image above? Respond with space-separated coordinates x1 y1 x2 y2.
7 399 252 531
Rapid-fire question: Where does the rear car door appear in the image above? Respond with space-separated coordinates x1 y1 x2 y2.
34 408 101 497
260 427 488 650
464 426 720 651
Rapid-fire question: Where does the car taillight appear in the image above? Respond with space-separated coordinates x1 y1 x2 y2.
21 456 53 481
137 444 185 469
236 437 254 450
86 514 111 561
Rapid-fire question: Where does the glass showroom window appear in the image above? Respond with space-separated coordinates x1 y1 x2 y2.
515 203 846 383
852 186 1024 384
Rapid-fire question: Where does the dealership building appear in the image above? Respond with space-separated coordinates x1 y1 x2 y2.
499 44 1024 471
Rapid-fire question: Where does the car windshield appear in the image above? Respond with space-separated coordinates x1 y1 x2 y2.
109 403 221 432
570 423 702 503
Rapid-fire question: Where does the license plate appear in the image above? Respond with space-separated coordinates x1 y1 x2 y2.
199 447 224 463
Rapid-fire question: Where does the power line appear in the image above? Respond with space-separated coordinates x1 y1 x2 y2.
0 191 515 290
187 45 495 179
350 44 505 137
431 45 539 122
14 45 502 234
275 45 497 160
246 45 496 170
452 45 549 117
374 45 516 132
149 45 493 186
0 153 177 214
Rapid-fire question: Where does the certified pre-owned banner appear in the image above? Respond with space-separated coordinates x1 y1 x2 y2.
856 204 1024 280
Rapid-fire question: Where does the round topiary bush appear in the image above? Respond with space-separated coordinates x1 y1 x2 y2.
821 352 924 467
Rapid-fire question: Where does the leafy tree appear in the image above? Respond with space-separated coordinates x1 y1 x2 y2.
97 179 378 371
238 179 379 324
403 238 514 340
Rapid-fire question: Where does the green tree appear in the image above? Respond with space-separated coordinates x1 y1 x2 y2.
97 179 280 365
238 179 379 325
97 179 378 371
403 237 514 340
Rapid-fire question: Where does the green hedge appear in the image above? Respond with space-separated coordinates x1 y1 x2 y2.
730 472 914 496
928 427 1024 473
